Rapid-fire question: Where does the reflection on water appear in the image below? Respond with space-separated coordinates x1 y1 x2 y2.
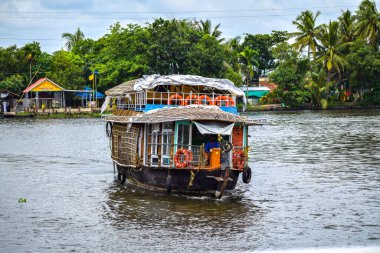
104 183 260 232
0 111 379 252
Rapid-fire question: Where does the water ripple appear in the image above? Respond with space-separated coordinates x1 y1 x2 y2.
0 111 379 252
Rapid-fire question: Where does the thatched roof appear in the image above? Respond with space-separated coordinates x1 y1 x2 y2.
105 79 140 96
105 106 260 125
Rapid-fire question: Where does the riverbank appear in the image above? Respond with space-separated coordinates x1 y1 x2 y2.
245 103 380 112
0 107 104 118
1 111 102 119
35 112 101 119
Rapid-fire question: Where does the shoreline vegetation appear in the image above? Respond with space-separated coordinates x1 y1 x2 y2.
2 103 379 119
0 0 379 112
245 103 380 112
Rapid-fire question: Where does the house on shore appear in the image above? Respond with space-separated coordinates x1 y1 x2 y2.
1 91 20 113
23 77 66 109
22 77 105 111
241 77 277 105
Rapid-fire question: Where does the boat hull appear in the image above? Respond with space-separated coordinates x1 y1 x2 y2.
117 165 240 197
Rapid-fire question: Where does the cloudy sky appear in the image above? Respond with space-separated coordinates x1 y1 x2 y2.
1 0 379 53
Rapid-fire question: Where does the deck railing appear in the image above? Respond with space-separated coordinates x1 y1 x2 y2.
145 143 247 170
117 91 237 111
146 144 203 167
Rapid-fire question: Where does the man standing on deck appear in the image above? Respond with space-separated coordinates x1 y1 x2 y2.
204 135 220 165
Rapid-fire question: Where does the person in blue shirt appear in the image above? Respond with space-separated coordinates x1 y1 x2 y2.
204 135 220 165
205 135 220 153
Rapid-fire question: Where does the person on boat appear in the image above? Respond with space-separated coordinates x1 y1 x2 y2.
205 135 220 152
204 135 220 165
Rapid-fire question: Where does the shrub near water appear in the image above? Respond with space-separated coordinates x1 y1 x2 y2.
361 88 380 105
320 99 328 109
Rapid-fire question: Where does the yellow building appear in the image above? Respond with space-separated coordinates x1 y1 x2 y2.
23 77 66 109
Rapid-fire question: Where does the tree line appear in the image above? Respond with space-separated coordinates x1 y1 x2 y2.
0 0 379 107
267 0 380 107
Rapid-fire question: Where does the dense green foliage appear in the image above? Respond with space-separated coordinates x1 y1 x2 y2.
263 0 380 107
0 75 24 94
269 43 310 107
0 0 379 107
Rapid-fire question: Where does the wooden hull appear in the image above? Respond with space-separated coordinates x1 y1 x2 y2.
117 165 241 198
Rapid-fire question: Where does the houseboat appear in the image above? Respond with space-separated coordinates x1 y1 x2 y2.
102 74 258 198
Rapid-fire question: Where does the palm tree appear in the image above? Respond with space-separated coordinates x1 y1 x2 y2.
239 46 258 85
306 68 328 106
316 21 351 94
228 36 241 51
355 0 380 47
198 20 223 41
338 10 356 44
223 37 241 72
291 10 322 59
337 10 357 91
62 28 85 51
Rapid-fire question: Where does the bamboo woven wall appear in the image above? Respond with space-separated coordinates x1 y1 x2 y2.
111 124 140 166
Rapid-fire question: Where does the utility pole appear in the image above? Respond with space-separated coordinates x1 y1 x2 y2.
27 53 32 83
94 73 97 107
92 71 95 102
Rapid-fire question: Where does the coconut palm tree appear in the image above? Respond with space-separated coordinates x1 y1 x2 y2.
316 21 351 93
198 20 223 41
239 46 258 85
306 67 328 106
338 10 356 44
62 28 85 51
223 37 242 73
355 0 380 47
291 10 322 59
228 36 241 51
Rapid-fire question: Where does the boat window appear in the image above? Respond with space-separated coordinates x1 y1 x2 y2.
162 123 173 156
148 124 160 165
151 130 159 154
146 123 174 166
177 123 190 149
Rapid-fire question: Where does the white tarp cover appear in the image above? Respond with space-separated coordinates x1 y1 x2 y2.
101 96 111 114
134 74 247 108
194 121 235 135
1 92 10 99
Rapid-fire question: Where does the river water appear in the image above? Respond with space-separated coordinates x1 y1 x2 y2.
0 110 379 252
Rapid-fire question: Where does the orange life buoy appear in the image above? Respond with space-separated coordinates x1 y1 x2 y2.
183 94 198 106
215 96 235 107
197 95 214 105
174 149 193 168
233 150 245 170
168 94 183 105
227 96 235 106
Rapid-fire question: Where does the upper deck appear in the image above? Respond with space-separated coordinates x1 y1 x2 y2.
104 75 246 115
